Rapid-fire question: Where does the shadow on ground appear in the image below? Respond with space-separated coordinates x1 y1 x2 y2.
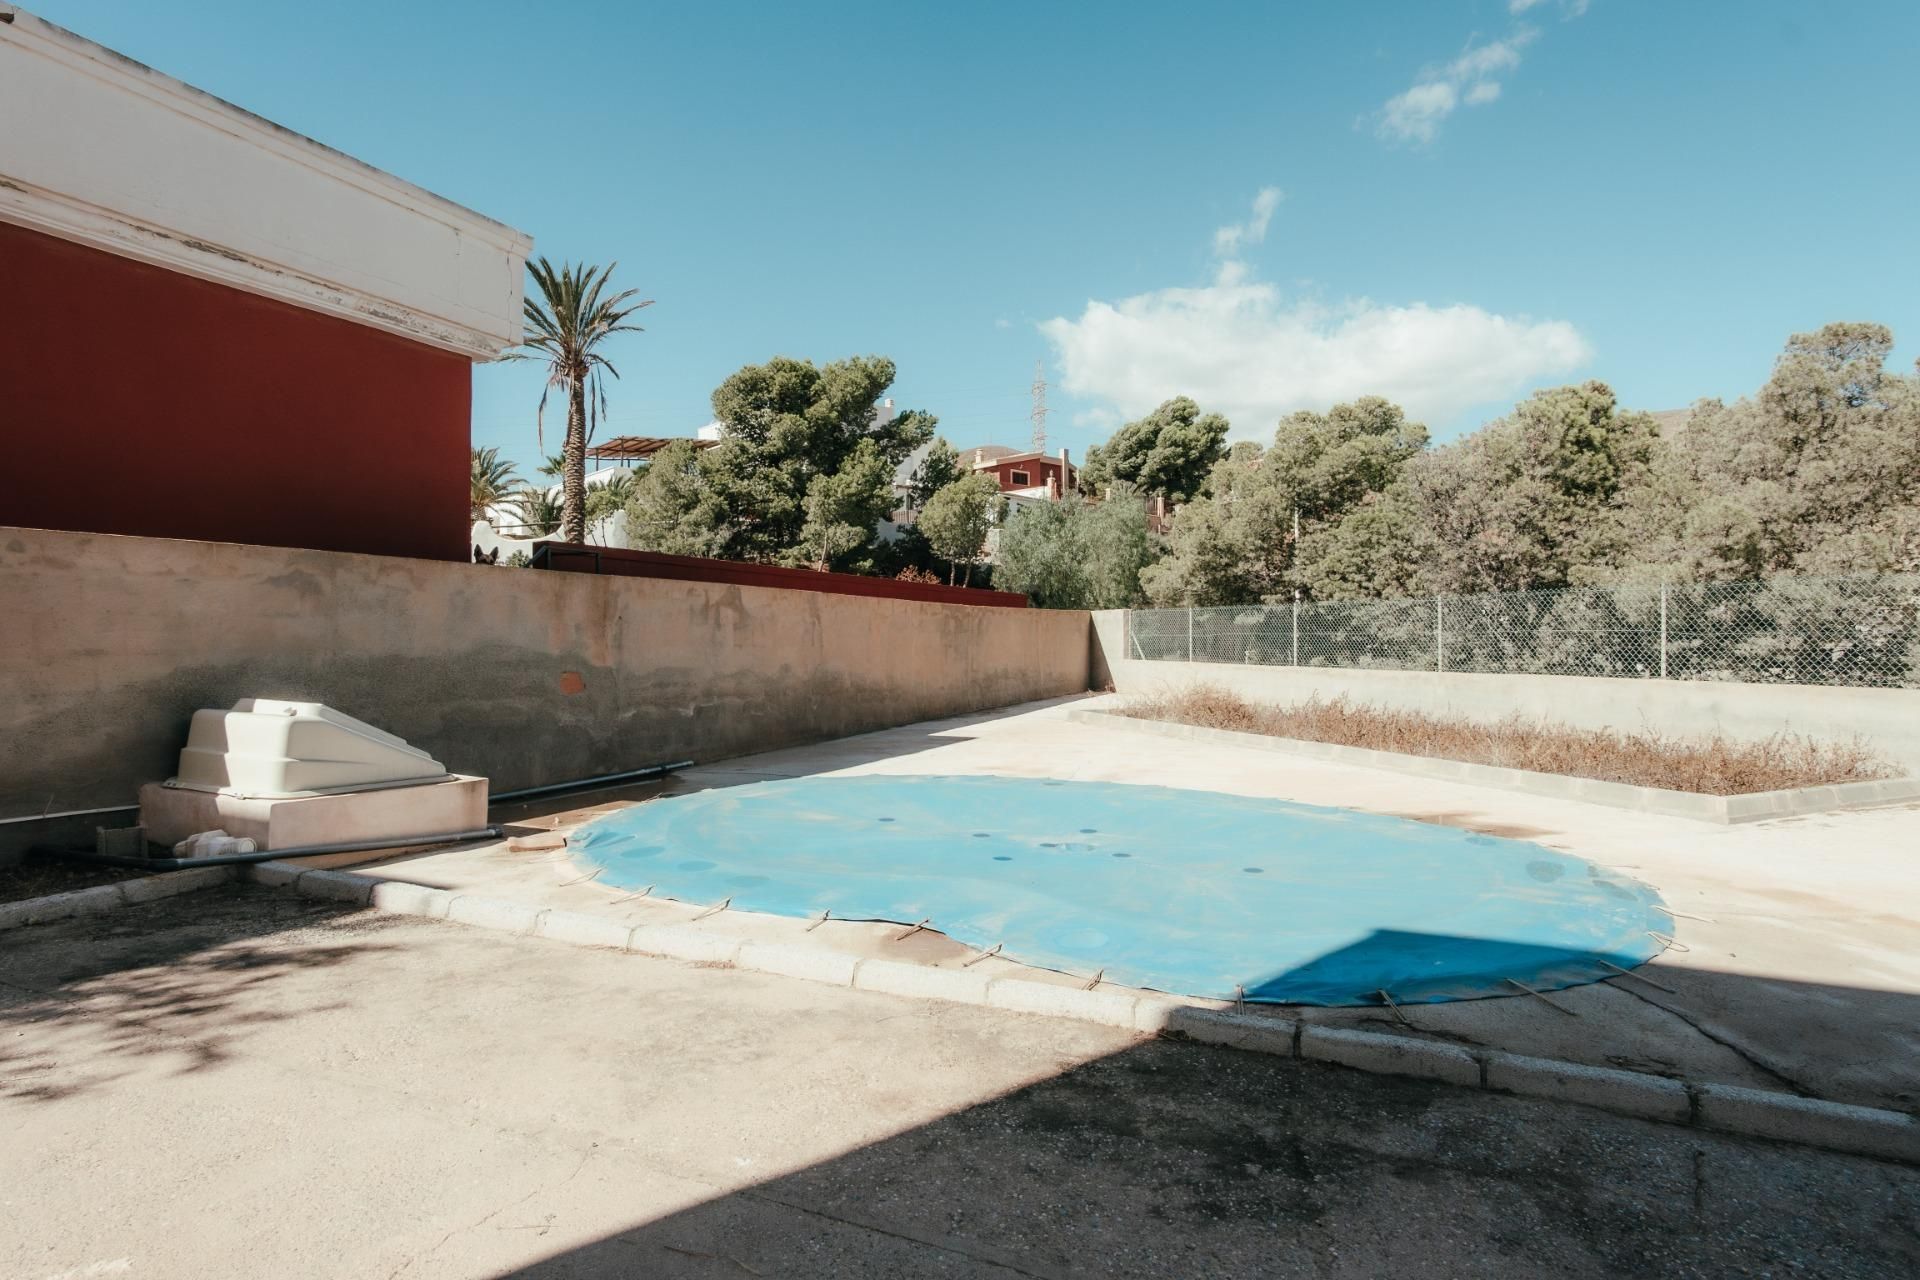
0 886 376 1103
3 884 1918 1278
500 1032 1920 1279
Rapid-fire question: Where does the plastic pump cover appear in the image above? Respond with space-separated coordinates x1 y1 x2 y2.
171 699 448 798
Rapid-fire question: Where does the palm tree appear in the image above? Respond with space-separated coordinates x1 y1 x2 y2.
584 470 636 543
511 485 565 538
519 259 651 544
469 446 521 524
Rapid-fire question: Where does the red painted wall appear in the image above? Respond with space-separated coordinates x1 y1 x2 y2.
0 221 471 561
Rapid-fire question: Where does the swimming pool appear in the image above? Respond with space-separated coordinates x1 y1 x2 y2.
568 774 1667 1005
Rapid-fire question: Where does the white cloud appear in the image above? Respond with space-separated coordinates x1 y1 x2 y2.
1211 186 1284 258
1041 275 1591 437
1374 29 1542 143
1378 81 1461 145
1508 0 1547 12
1447 35 1532 80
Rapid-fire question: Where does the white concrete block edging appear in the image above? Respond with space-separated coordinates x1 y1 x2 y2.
0 864 238 931
1066 707 1920 824
254 863 1920 1167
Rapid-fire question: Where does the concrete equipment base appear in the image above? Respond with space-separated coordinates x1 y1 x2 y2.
138 775 487 854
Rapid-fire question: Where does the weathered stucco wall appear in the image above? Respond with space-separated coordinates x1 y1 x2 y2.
0 528 1091 845
1090 610 1920 774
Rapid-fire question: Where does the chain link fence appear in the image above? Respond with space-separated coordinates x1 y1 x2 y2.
1124 574 1920 688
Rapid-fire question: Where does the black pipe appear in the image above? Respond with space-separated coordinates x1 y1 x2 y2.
31 826 506 871
489 760 693 805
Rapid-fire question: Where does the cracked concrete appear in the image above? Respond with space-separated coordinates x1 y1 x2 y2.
5 887 1919 1278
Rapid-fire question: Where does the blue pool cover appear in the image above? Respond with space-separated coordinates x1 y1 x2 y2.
569 775 1666 1006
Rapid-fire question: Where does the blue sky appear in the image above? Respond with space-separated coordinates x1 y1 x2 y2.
33 0 1920 475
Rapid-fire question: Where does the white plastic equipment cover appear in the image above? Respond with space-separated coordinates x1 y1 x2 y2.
169 699 451 798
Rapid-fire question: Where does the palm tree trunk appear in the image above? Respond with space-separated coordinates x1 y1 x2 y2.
562 380 587 544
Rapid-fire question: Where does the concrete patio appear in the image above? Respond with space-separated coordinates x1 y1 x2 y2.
319 695 1920 1115
4 886 1917 1279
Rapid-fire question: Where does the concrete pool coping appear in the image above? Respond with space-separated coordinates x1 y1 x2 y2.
10 822 1917 1166
198 696 1920 1123
1066 705 1920 824
176 858 1904 1165
17 694 1917 1166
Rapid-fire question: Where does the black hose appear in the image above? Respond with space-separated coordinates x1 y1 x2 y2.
31 826 506 870
489 760 693 805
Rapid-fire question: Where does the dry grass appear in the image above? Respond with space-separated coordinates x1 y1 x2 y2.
1117 684 1894 796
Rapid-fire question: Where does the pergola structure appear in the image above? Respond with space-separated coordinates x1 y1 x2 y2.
586 436 721 467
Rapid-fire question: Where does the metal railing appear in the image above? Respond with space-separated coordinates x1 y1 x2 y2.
1125 574 1920 688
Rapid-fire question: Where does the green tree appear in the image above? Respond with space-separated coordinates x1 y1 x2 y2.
1081 397 1231 502
510 485 563 538
701 355 935 562
584 470 635 544
1129 324 1920 607
1139 465 1290 606
788 440 899 570
1614 323 1920 579
469 446 520 524
906 437 963 510
1268 397 1429 525
1142 397 1427 604
519 259 651 544
622 355 936 568
1293 486 1428 600
997 490 1157 608
622 441 731 557
1398 382 1658 594
918 473 1004 585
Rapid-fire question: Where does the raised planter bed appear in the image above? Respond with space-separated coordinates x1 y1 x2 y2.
1066 708 1920 824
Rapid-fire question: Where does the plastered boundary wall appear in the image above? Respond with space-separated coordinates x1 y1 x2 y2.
0 527 1091 847
1090 611 1920 774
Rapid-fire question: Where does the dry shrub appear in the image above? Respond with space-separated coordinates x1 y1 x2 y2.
1118 684 1893 796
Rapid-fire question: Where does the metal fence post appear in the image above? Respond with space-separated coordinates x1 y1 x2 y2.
1659 583 1669 679
1187 606 1195 662
1291 590 1300 667
1435 595 1445 672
